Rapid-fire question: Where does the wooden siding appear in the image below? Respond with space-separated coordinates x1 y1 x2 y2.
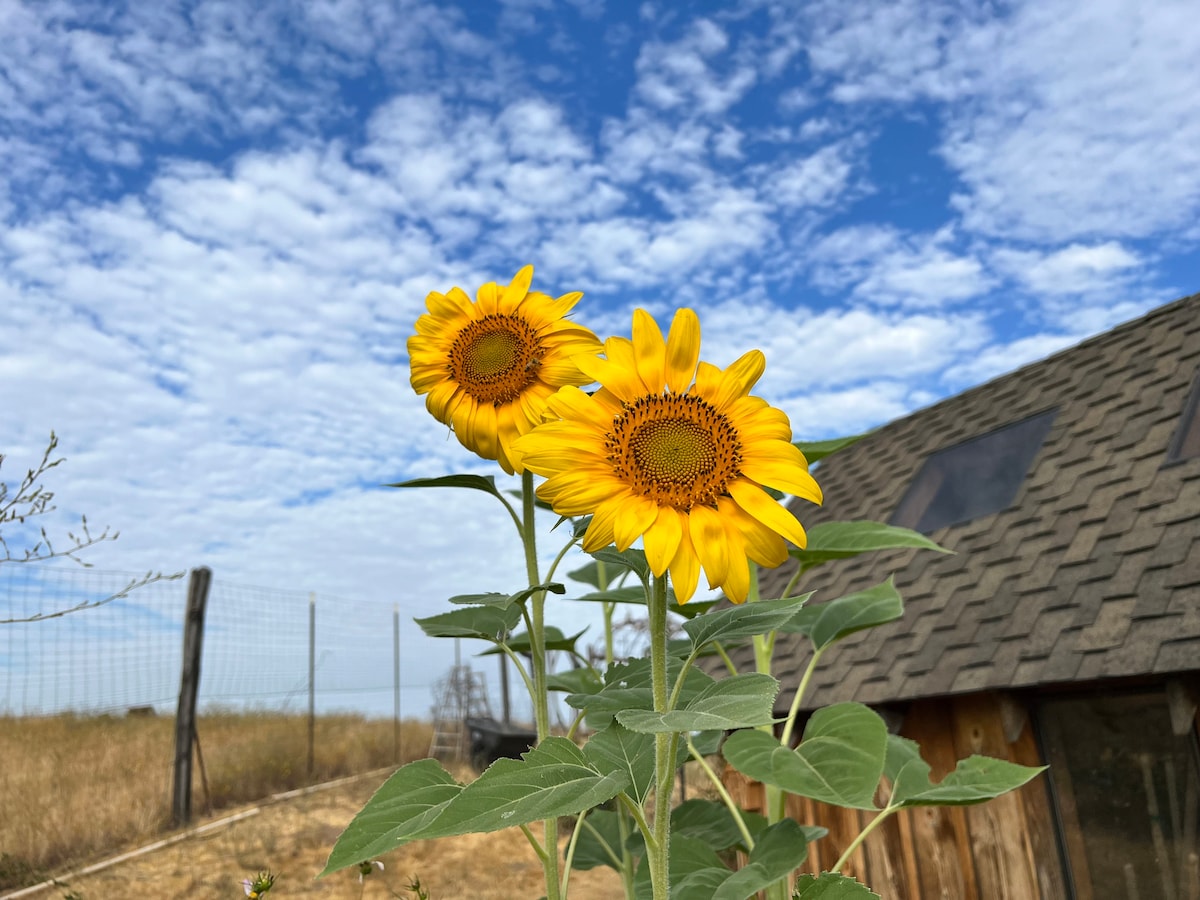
723 693 1064 899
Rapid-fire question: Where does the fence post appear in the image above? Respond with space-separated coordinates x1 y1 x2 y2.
308 592 316 778
393 603 401 763
173 566 211 827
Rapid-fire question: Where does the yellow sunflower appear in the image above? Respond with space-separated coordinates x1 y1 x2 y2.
514 308 822 604
408 266 601 474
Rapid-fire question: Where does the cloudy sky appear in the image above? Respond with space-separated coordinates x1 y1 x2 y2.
2 0 1198 718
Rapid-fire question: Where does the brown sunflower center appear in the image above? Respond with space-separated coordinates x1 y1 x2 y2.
605 393 742 510
448 314 544 405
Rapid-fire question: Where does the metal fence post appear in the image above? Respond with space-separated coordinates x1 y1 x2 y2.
173 566 211 826
308 592 315 777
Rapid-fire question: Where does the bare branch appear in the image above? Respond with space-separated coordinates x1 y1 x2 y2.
0 569 186 624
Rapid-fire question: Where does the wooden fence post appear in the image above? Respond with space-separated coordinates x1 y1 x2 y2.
173 566 211 827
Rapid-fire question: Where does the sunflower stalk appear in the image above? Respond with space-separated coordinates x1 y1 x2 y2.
521 471 561 900
647 573 674 900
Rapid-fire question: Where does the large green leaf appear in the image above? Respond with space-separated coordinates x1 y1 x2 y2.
682 593 814 652
321 759 462 875
419 737 627 837
386 474 507 502
545 667 604 694
590 546 652 583
793 873 881 899
669 799 767 854
712 819 810 900
789 521 950 572
633 834 730 900
481 626 587 656
414 604 524 641
565 658 715 729
793 435 867 465
449 582 565 608
572 809 625 872
889 751 1046 808
616 673 778 733
583 722 659 805
779 579 904 651
723 703 888 809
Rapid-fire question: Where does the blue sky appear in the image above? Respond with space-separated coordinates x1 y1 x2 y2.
2 0 1198 717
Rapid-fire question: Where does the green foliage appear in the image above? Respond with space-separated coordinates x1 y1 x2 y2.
792 435 867 465
793 873 880 898
386 473 507 501
779 579 903 651
449 582 565 608
616 673 778 733
712 820 811 900
413 604 523 641
723 703 889 809
680 593 814 654
572 809 626 871
481 626 586 656
789 520 950 573
884 734 1045 807
582 723 660 805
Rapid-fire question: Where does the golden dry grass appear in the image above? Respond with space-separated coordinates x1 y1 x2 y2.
0 711 432 891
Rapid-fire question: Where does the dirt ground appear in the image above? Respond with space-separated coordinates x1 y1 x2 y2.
40 772 623 899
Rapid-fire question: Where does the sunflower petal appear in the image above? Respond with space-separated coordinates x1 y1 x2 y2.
728 479 808 549
643 507 683 576
664 309 700 393
669 529 701 604
632 308 667 393
688 504 729 591
613 496 658 551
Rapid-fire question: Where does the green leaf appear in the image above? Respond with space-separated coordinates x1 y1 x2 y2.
779 579 904 651
789 520 951 571
386 474 507 502
713 819 810 900
883 733 923 784
321 759 461 875
449 582 566 608
793 434 868 466
482 626 586 656
889 752 1046 808
682 593 814 652
565 658 715 729
583 723 659 805
419 737 627 837
669 799 766 853
793 872 881 899
689 730 724 756
723 703 888 809
616 673 778 733
590 546 651 584
572 809 625 872
414 604 524 641
546 667 604 694
633 834 730 900
571 586 653 604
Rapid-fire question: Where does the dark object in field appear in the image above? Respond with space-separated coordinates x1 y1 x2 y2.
465 716 537 769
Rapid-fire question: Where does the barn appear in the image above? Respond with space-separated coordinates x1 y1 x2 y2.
723 292 1200 899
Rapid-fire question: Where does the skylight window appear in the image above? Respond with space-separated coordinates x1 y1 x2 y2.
1165 371 1200 464
891 409 1058 533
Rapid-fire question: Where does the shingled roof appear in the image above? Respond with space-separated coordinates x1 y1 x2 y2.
754 291 1200 712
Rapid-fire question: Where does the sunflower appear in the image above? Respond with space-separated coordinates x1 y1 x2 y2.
408 266 601 474
513 308 822 604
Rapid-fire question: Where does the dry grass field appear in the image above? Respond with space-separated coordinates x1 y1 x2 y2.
0 711 432 892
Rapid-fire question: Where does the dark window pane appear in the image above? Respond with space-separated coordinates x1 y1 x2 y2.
891 409 1057 533
1037 692 1200 900
1166 371 1200 464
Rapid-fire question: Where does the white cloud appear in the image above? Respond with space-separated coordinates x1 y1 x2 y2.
634 19 756 115
992 242 1142 296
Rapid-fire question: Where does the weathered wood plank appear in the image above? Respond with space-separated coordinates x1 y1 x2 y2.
1010 711 1070 900
902 699 980 900
950 693 1042 900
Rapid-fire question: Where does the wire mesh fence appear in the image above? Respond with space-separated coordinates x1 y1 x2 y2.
0 562 427 718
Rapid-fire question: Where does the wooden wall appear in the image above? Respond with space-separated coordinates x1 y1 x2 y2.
723 692 1068 900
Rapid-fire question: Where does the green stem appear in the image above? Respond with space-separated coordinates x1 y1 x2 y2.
712 640 739 676
685 735 755 852
780 647 824 749
520 471 560 900
831 807 895 874
647 573 673 900
560 808 589 898
616 800 636 899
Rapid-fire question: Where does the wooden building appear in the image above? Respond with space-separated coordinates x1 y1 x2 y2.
724 292 1200 899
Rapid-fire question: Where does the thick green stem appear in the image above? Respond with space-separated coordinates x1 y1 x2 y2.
647 573 673 900
521 472 560 900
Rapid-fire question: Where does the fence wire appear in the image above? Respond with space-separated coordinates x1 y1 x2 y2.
0 563 428 717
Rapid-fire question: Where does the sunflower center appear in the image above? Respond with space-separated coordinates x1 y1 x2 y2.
449 314 543 405
605 393 742 510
